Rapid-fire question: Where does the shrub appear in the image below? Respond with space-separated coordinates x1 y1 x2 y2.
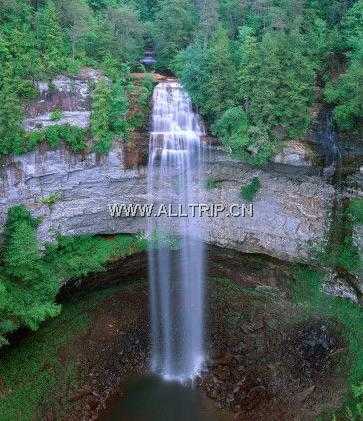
0 205 148 347
91 77 129 153
23 125 87 153
50 109 63 121
240 177 261 201
92 133 113 154
43 234 146 281
336 236 361 273
325 60 362 130
128 73 155 132
40 192 62 207
204 177 220 190
349 198 363 225
213 107 276 166
0 206 61 345
0 66 25 156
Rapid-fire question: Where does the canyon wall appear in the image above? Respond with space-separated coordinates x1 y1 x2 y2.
0 144 334 264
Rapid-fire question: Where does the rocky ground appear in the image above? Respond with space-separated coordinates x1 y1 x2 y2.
199 278 345 420
21 275 346 421
39 282 151 421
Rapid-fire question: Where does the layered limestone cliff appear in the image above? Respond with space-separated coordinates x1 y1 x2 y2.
0 70 336 264
0 144 334 264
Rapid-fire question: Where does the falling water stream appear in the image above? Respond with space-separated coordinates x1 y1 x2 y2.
147 80 205 382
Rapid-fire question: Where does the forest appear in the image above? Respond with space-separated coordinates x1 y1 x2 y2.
0 0 361 162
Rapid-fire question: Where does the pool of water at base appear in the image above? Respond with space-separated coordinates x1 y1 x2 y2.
101 375 233 421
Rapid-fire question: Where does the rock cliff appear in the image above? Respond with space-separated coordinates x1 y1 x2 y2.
0 144 334 264
0 70 336 264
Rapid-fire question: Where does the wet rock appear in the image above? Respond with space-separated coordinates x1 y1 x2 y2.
323 272 359 303
272 141 317 167
298 322 337 370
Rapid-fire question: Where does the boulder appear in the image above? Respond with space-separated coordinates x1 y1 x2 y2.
272 141 318 167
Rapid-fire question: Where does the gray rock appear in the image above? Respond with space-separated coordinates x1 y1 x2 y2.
24 111 91 131
0 145 334 264
25 68 106 121
323 272 359 303
272 141 317 167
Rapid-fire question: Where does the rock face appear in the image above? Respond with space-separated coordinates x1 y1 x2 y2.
201 148 334 263
0 144 334 264
272 140 318 167
25 111 91 131
24 69 104 131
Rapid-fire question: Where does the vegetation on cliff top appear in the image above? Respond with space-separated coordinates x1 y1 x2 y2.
0 0 150 156
1 0 361 162
172 0 362 164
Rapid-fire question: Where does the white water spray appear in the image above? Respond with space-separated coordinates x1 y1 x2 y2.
147 80 205 382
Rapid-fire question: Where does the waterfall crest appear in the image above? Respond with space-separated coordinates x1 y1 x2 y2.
147 80 205 382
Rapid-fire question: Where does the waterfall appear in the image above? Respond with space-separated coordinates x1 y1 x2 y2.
147 80 205 382
315 108 341 178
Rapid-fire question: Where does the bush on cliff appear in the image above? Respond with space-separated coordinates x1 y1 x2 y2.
0 205 147 347
240 177 261 202
0 206 60 346
24 125 87 154
91 77 129 153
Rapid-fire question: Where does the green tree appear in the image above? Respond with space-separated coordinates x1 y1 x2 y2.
153 0 197 69
174 28 237 124
218 0 245 38
91 76 129 153
238 27 315 139
0 206 60 345
213 106 249 156
35 0 69 75
109 78 129 136
196 0 219 41
56 0 93 61
324 0 363 129
199 27 237 121
325 59 363 130
104 4 145 65
0 64 24 155
91 79 113 153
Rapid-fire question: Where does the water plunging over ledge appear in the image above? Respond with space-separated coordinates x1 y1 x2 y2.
147 80 205 382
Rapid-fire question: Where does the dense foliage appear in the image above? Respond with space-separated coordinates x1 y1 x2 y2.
0 0 361 161
324 0 363 130
0 205 147 347
0 0 149 156
0 206 60 346
170 0 362 164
